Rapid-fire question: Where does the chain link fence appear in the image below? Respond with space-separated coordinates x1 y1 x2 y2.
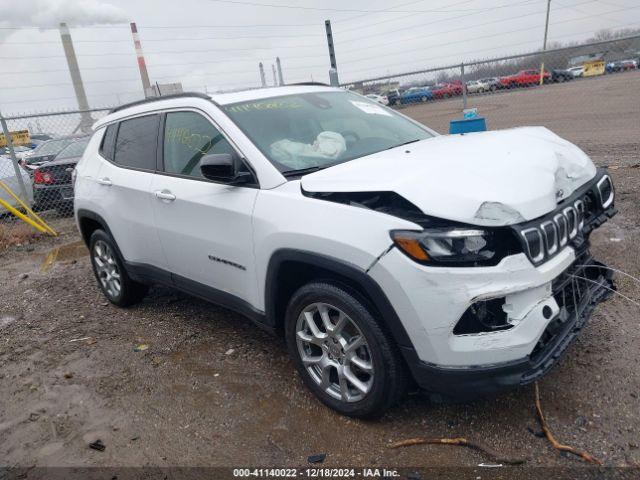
343 35 640 166
0 108 111 249
1 36 639 251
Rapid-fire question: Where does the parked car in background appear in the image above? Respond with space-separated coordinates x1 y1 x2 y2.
3 145 34 161
0 156 33 214
549 69 574 83
465 80 484 94
605 60 636 73
466 78 499 94
500 69 550 88
21 136 80 169
431 82 462 99
568 66 584 77
619 59 638 70
386 89 402 106
479 77 501 92
365 93 389 106
400 86 433 103
33 136 90 214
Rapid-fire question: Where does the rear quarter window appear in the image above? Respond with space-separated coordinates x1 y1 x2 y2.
99 124 117 161
113 114 159 170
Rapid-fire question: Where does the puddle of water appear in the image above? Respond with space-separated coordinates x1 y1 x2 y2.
40 240 87 272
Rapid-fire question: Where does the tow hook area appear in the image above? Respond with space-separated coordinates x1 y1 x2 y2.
452 251 614 338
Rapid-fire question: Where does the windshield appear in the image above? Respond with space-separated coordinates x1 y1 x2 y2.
223 91 433 173
31 139 73 157
55 137 89 160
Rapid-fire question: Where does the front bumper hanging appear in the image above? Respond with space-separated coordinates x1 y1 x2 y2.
404 252 615 398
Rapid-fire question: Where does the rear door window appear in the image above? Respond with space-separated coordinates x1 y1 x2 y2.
113 114 159 170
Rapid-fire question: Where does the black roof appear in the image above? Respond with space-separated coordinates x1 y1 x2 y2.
109 92 211 114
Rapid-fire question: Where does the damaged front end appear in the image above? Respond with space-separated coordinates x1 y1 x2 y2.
419 253 616 398
522 253 614 385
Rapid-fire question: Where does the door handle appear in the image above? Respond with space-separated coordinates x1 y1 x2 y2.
154 190 176 202
97 177 112 186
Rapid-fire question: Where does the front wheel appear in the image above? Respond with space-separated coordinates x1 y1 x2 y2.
89 229 149 307
285 282 408 418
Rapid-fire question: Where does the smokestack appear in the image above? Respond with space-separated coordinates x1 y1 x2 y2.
276 57 284 86
130 22 152 96
259 62 266 87
59 23 93 133
272 64 277 87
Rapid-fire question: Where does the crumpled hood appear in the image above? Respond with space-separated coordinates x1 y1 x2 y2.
300 127 597 226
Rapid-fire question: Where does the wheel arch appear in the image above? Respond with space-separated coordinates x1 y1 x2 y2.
264 249 415 352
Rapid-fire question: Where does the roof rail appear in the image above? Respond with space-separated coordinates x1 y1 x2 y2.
109 92 211 114
288 82 331 87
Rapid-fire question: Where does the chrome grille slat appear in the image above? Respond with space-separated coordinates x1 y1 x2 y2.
515 171 615 266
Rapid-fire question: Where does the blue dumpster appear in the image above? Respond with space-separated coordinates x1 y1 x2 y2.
449 116 487 134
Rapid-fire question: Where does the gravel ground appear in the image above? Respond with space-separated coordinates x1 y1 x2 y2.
1 72 639 474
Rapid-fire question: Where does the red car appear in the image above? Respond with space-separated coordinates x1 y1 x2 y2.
430 82 463 99
499 69 551 88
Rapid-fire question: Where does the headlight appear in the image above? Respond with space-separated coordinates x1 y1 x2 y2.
391 227 520 267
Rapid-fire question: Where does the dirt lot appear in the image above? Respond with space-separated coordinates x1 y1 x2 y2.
1 72 639 475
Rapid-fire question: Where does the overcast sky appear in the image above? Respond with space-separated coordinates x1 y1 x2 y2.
0 0 639 113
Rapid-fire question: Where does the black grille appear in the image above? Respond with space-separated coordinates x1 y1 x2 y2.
513 170 616 266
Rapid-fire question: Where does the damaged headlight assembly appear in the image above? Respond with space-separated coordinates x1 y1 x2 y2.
391 227 521 267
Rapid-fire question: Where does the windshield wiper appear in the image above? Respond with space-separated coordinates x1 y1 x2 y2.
282 166 326 177
385 139 422 151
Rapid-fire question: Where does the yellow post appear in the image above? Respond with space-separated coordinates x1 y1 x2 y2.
0 180 58 236
0 198 50 234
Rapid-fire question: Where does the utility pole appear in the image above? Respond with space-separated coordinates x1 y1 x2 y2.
540 0 551 85
130 22 152 96
59 23 93 133
276 57 284 86
259 62 267 87
325 20 339 86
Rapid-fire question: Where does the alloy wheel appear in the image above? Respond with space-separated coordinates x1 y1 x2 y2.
93 240 121 299
296 302 374 402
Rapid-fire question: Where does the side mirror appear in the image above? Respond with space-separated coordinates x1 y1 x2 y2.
199 153 252 185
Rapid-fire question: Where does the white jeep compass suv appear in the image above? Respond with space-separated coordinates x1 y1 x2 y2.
74 85 616 417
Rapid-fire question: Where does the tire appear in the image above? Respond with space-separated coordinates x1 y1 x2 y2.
89 229 148 307
490 84 497 92
284 282 408 418
421 95 428 102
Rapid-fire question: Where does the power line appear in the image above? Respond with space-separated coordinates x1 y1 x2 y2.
338 0 615 55
335 0 585 42
336 0 536 35
341 5 639 66
342 21 640 78
205 0 490 13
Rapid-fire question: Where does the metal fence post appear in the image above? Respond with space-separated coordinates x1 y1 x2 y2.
0 111 29 201
325 20 340 86
461 62 468 110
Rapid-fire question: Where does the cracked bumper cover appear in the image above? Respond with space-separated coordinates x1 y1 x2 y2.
401 257 614 397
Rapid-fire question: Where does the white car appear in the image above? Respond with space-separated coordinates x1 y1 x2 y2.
568 66 584 77
465 80 485 94
365 93 389 105
74 86 616 417
0 156 34 214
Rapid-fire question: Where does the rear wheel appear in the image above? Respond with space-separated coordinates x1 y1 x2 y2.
285 282 408 418
89 229 148 307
